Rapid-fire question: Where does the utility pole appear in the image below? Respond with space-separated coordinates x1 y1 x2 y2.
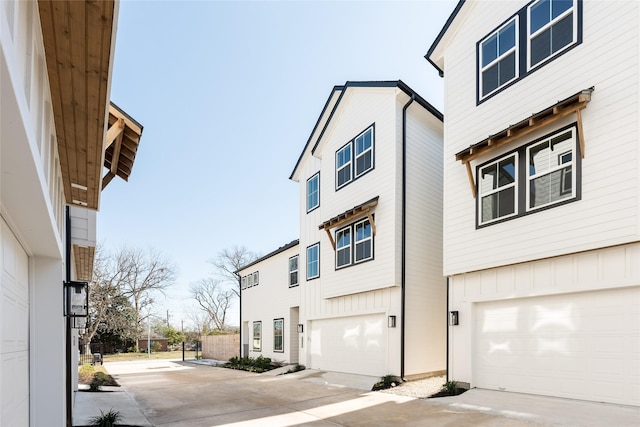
166 309 170 326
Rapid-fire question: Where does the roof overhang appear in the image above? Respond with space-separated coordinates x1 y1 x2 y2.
38 0 118 210
103 102 143 189
425 0 468 76
318 196 379 250
457 88 594 197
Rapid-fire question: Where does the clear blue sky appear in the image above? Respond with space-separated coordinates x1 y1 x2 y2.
98 0 456 328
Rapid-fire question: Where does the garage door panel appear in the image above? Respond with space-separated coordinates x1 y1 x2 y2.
475 287 640 406
309 314 386 376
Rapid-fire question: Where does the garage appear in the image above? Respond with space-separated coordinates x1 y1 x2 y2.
474 287 640 406
1 217 30 425
309 314 387 376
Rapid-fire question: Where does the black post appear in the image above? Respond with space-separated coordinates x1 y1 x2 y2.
182 341 185 361
65 206 72 427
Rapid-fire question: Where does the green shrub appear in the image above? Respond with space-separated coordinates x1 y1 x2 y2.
443 380 458 394
88 408 123 427
371 375 402 391
224 355 275 373
287 364 305 374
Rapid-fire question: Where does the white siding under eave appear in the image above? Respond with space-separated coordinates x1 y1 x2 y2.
403 104 446 377
442 0 640 275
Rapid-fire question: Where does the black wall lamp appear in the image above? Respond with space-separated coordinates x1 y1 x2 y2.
64 281 88 328
388 315 396 328
449 311 459 326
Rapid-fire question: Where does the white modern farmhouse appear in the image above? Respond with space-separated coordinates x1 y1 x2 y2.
427 0 639 406
1 1 142 425
241 81 445 380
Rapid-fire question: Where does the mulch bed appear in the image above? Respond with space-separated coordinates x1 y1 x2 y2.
428 387 468 398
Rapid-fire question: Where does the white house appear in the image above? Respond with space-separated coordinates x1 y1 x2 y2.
239 240 300 364
427 0 639 406
1 1 142 425
241 80 445 380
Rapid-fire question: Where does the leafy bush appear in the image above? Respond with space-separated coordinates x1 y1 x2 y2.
224 356 275 373
443 380 458 394
287 364 305 374
88 408 123 427
151 341 162 352
371 375 402 391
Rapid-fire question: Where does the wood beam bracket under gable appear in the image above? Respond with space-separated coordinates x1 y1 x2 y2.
455 87 594 198
318 196 379 251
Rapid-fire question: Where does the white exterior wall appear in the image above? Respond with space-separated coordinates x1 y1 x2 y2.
240 243 300 363
293 86 445 377
442 0 640 275
1 1 80 425
403 103 446 377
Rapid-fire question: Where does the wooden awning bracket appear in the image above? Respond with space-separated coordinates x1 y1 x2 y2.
318 197 379 251
456 88 593 198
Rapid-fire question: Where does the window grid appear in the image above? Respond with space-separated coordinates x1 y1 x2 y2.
527 0 577 70
252 321 261 351
479 18 518 98
354 219 373 263
273 319 284 352
336 227 351 268
478 154 518 226
335 125 374 190
306 173 320 212
335 218 374 268
289 255 299 287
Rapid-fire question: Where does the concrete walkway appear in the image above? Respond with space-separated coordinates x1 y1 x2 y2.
73 359 640 427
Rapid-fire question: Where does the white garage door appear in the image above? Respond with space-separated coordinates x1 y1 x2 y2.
309 314 387 376
1 218 30 426
475 287 640 406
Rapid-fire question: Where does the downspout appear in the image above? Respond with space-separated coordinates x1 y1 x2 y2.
237 273 242 358
65 206 72 427
400 93 415 380
446 277 450 383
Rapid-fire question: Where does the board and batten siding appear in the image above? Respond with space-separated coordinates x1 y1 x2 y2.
403 103 446 377
448 242 640 405
240 244 300 362
442 0 640 275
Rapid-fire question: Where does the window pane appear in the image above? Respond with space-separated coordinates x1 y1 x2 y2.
530 29 552 66
551 14 573 54
498 157 516 185
337 247 350 267
530 166 572 207
552 0 572 19
481 186 515 223
482 63 499 96
356 221 371 240
355 241 371 262
307 175 319 211
530 0 550 34
307 245 319 279
356 129 372 154
482 34 498 67
337 164 351 187
337 145 350 167
356 153 372 176
529 141 551 176
499 52 516 86
499 21 516 55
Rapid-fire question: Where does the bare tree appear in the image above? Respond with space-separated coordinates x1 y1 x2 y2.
190 278 234 330
209 246 259 297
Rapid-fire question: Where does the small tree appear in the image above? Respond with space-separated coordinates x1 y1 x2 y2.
190 278 234 330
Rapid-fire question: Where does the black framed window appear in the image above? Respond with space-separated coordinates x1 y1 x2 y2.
335 125 375 189
335 218 374 268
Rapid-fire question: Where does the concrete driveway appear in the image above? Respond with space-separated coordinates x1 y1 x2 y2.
91 360 638 427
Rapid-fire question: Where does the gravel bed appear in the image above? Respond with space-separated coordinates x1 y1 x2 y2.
377 375 446 398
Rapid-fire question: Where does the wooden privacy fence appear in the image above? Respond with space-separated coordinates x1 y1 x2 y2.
201 334 239 361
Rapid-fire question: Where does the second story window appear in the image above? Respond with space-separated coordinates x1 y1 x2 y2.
336 218 374 268
306 243 319 280
306 172 320 212
289 255 299 287
479 154 518 225
336 125 375 189
480 18 518 98
528 0 577 69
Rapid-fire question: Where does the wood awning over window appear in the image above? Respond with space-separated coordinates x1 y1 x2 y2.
318 196 379 250
102 103 143 189
456 87 594 198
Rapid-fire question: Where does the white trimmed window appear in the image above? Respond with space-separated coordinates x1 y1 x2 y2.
480 18 518 98
306 172 320 212
336 126 374 189
335 218 374 268
306 243 319 280
527 128 575 210
477 125 579 227
241 276 247 290
273 319 284 352
354 219 373 263
478 154 518 225
528 0 577 69
289 255 299 287
253 321 261 351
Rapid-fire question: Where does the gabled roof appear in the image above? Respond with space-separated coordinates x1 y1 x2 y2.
236 239 300 273
289 80 443 181
425 0 467 76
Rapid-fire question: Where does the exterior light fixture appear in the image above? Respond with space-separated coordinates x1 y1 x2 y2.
64 281 88 328
297 324 304 333
388 315 396 328
449 311 459 326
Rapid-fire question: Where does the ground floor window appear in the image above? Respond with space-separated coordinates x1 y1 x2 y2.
273 318 284 352
253 321 261 351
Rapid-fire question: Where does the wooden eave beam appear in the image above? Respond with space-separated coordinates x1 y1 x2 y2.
105 118 124 149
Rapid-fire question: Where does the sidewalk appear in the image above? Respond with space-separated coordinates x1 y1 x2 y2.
73 385 152 427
